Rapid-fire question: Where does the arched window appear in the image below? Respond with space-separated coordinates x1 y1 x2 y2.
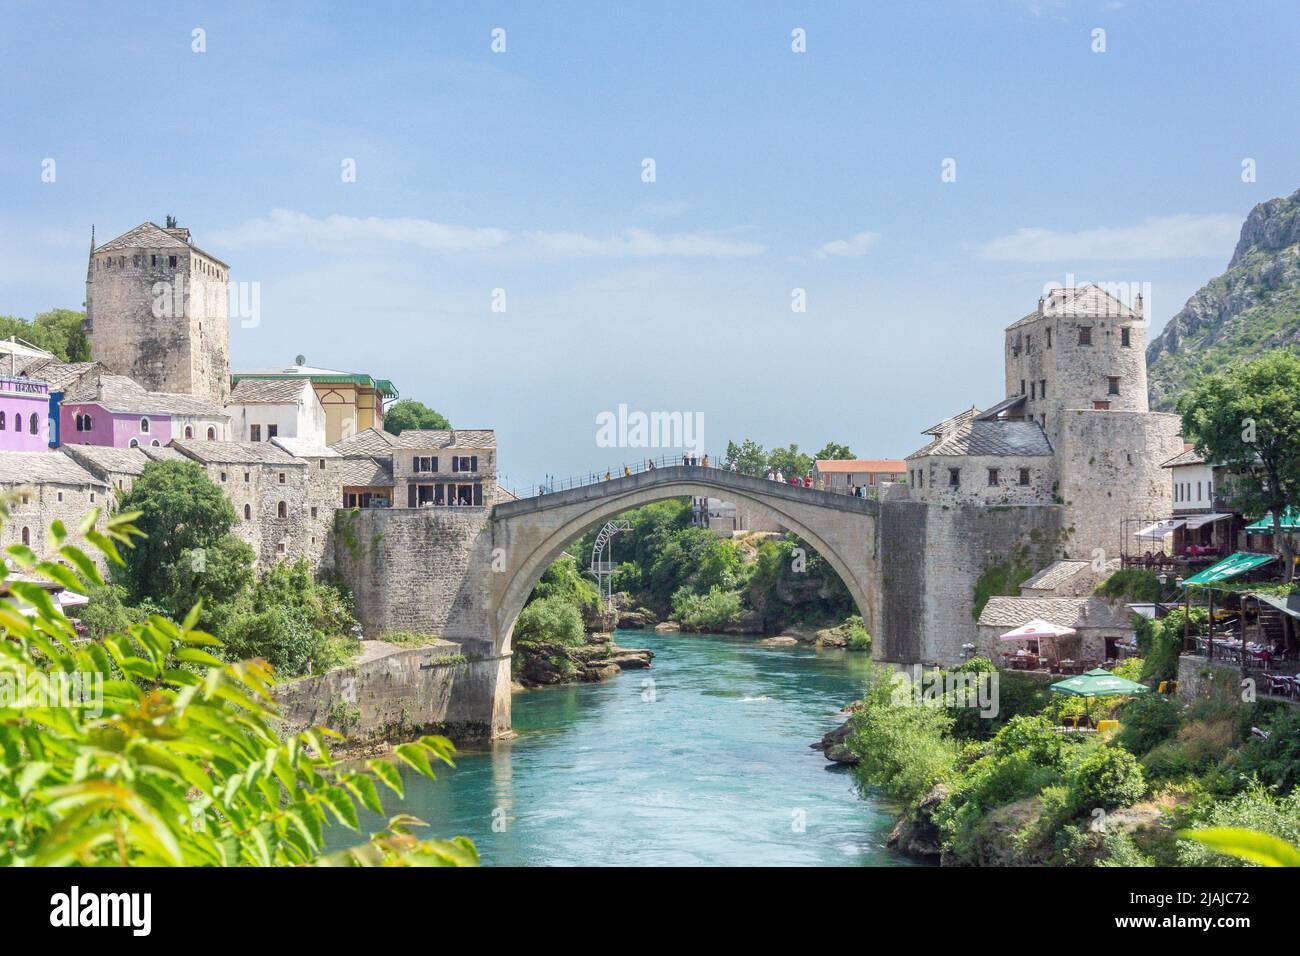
207 427 216 440
140 418 150 434
0 412 7 431
150 439 160 447
184 425 193 439
277 501 287 518
244 504 251 520
28 413 37 435
21 527 29 546
84 413 93 431
128 438 139 449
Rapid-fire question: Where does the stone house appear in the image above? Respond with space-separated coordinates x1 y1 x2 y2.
1018 557 1120 598
60 373 229 449
0 451 109 556
85 221 231 405
392 429 496 509
62 444 154 500
171 439 334 572
227 378 328 446
977 595 1137 665
330 427 398 509
906 412 1055 507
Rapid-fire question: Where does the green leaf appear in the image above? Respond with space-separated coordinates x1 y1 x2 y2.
367 759 404 798
394 743 436 779
4 544 38 570
1179 828 1300 867
344 774 384 815
58 545 104 587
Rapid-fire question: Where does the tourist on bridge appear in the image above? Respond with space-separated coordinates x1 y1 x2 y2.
701 454 710 468
803 474 813 488
647 458 655 470
604 470 611 481
775 470 784 483
730 460 738 473
623 465 631 477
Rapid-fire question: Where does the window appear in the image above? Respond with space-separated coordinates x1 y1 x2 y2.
1025 334 1032 351
1020 379 1026 396
220 471 227 482
90 492 95 504
150 255 157 267
150 439 160 447
310 507 318 519
244 471 250 483
29 413 37 435
987 468 999 487
277 501 287 518
1121 327 1131 347
57 491 63 502
244 504 251 520
250 424 261 442
278 472 285 484
1019 468 1030 486
21 527 29 546
129 438 139 448
139 417 150 434
319 459 326 470
1046 327 1052 348
451 456 477 473
207 427 215 440
1040 379 1047 399
0 412 6 431
1197 481 1202 501
1108 376 1120 396
277 542 286 555
1078 326 1092 346
267 424 278 439
168 256 177 268
184 425 193 439
85 414 93 431
1093 401 1110 410
948 468 960 487
1030 382 1036 400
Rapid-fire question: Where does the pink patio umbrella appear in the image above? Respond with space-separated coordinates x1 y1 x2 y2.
999 618 1078 661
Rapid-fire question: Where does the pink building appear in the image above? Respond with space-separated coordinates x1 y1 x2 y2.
59 373 229 450
0 376 52 451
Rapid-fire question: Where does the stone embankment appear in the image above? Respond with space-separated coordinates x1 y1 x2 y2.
513 630 653 688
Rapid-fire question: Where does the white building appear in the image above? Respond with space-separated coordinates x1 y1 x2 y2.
227 378 328 446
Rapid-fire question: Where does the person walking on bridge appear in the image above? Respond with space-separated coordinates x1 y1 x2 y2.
604 470 611 481
701 454 710 469
623 465 631 477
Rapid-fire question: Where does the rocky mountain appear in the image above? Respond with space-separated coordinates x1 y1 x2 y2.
1147 187 1300 410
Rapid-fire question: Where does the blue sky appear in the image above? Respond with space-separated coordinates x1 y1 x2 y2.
2 0 1298 490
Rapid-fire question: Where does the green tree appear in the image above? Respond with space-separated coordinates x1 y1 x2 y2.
1177 350 1300 581
0 506 473 866
0 309 89 362
813 442 854 461
383 399 451 435
725 439 768 476
767 443 812 479
114 461 250 618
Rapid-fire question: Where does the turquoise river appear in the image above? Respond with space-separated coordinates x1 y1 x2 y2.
335 629 915 866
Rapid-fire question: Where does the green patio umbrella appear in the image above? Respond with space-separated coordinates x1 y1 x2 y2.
1051 668 1150 726
1051 668 1150 697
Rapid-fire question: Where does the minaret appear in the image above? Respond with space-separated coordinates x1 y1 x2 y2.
83 226 95 335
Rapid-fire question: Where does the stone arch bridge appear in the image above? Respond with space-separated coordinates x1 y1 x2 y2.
335 465 1061 736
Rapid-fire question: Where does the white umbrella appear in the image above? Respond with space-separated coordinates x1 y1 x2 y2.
999 618 1078 659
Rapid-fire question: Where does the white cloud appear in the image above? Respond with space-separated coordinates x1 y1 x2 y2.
813 230 881 259
211 209 762 259
973 214 1240 261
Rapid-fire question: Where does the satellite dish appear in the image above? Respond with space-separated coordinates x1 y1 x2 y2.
295 354 306 366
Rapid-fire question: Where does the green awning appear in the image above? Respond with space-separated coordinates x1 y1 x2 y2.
1245 508 1300 533
1181 551 1276 587
1050 668 1150 698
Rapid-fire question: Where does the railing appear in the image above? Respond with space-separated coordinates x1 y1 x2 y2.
506 453 842 501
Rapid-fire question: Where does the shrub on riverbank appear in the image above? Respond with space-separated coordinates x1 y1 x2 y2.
672 585 741 631
849 665 958 805
515 596 585 646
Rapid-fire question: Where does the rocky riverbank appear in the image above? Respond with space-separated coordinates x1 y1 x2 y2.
512 630 654 688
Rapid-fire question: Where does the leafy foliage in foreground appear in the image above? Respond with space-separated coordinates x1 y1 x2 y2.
0 504 475 866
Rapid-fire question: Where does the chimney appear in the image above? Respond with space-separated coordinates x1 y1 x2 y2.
164 226 191 243
1135 291 1144 319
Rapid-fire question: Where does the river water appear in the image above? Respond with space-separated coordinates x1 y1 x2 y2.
334 630 913 866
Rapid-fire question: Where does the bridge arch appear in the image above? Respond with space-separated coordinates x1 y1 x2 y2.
489 466 880 656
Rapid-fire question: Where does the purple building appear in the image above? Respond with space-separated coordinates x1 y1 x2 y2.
59 373 230 450
0 376 52 451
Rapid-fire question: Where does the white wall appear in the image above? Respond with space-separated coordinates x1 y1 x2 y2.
227 382 327 445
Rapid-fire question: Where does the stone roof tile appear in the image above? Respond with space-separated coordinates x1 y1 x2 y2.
228 378 312 404
977 595 1135 630
0 451 105 487
172 439 302 466
330 427 398 457
395 428 495 450
907 420 1053 459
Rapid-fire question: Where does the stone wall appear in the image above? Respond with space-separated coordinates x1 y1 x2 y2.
878 500 1065 665
273 640 504 745
0 479 109 564
917 453 1056 507
1055 408 1182 559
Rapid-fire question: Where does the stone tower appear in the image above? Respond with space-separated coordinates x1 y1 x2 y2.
84 221 230 404
1002 284 1180 558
